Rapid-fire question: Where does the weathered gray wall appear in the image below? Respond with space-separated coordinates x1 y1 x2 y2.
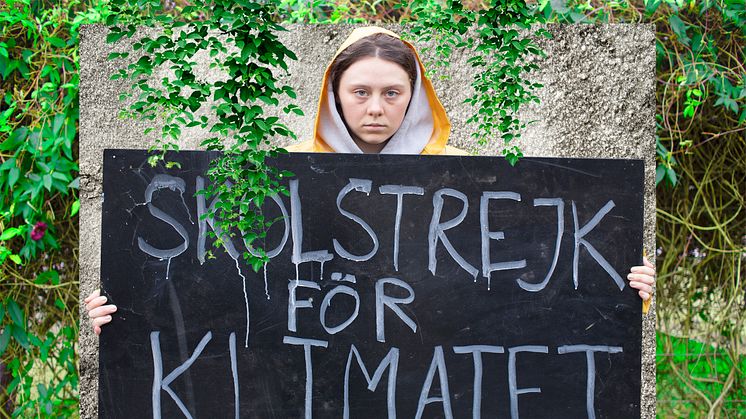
79 23 656 418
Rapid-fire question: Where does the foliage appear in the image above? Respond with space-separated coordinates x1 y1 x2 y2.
276 0 412 23
402 0 549 164
105 0 302 272
0 297 78 418
105 0 546 271
277 0 366 23
0 0 109 416
0 0 82 264
540 1 745 417
542 0 745 187
655 134 745 418
657 332 746 417
653 0 745 188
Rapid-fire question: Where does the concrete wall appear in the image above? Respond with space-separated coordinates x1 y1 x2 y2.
79 23 656 418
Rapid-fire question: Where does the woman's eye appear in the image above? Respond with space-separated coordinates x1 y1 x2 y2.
354 90 368 97
386 90 399 98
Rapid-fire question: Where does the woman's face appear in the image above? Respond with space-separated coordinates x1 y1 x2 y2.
337 56 413 153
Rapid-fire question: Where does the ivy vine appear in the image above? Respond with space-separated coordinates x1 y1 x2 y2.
106 0 547 270
106 0 300 271
403 0 549 164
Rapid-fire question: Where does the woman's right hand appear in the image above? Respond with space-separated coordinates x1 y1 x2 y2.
84 289 117 335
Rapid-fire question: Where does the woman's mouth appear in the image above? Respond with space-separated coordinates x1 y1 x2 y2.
363 124 387 130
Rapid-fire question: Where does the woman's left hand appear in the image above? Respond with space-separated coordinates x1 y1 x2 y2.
627 257 655 301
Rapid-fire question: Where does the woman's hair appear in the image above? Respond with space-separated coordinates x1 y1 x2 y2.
329 33 418 98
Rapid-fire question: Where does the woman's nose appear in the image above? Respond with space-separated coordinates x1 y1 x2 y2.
367 96 384 116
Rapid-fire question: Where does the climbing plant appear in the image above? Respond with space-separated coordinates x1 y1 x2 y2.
105 0 547 270
106 0 302 271
0 1 111 416
402 0 549 164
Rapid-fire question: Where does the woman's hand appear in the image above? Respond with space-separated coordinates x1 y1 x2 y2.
84 289 117 335
627 257 655 301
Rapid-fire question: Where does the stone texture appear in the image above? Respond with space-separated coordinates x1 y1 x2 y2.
79 23 656 418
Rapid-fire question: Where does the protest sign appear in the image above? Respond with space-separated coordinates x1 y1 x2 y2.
99 150 643 418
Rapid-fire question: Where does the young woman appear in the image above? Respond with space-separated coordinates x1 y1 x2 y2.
286 26 464 155
85 26 656 333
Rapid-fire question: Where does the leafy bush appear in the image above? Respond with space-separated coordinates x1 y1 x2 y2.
104 0 546 271
0 0 111 416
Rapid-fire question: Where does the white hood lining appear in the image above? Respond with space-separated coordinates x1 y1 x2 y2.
318 62 434 154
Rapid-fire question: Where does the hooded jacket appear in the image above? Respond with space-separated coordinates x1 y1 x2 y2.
287 26 466 156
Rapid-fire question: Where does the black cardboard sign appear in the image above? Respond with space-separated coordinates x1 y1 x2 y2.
99 149 643 418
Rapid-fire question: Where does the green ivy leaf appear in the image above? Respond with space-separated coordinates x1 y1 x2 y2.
107 52 129 60
11 325 29 349
669 15 690 46
36 270 60 285
147 154 161 167
7 299 24 327
0 126 27 151
645 0 661 15
43 174 53 191
8 166 19 188
655 165 665 185
0 327 10 356
0 227 20 241
666 166 678 186
48 37 66 48
71 199 80 217
106 31 127 44
52 113 65 135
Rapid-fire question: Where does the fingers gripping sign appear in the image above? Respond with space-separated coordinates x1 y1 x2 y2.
84 288 117 335
627 256 656 313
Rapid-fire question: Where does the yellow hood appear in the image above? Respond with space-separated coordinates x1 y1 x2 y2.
288 26 461 155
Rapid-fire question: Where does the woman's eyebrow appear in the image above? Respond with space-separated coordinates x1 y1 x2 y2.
347 83 408 90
